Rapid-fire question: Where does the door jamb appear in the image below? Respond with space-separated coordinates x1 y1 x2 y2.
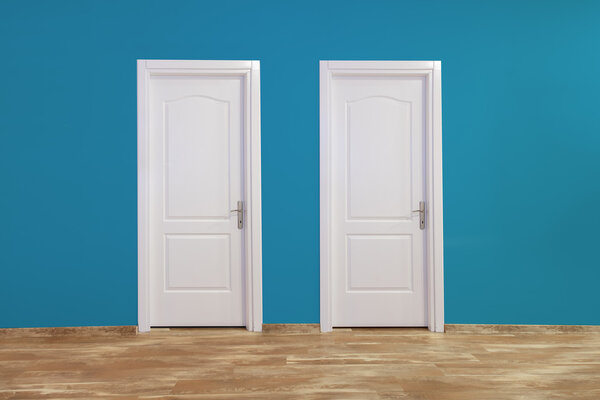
137 60 263 332
319 60 444 333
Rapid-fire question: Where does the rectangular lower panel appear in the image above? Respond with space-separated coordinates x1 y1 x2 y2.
165 234 231 291
346 235 413 292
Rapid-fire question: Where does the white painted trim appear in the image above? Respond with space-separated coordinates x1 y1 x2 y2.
137 60 262 332
327 60 435 70
137 60 150 333
144 60 253 69
319 61 332 332
430 61 444 332
319 60 444 333
246 60 263 332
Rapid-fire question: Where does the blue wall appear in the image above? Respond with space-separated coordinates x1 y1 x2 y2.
1 0 599 328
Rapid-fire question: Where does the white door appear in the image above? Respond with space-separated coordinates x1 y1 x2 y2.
148 72 245 326
329 69 428 326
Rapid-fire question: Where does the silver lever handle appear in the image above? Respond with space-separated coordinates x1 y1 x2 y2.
230 201 243 230
412 201 425 230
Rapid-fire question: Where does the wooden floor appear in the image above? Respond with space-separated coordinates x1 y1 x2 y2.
1 327 599 399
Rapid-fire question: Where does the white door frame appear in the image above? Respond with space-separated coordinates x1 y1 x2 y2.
137 60 263 332
319 60 444 333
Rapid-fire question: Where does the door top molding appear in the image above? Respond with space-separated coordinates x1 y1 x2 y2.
141 60 260 70
323 60 440 70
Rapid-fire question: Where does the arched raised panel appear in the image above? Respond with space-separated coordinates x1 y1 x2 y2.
164 96 230 219
346 96 412 220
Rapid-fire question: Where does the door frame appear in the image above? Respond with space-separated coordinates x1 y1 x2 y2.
137 60 263 332
319 60 444 333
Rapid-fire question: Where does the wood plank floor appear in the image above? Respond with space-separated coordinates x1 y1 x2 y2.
1 327 599 399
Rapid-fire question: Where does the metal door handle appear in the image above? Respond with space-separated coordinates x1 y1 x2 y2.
412 201 425 230
230 201 243 230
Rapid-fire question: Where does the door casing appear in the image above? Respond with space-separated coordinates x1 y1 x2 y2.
137 60 263 332
319 60 444 332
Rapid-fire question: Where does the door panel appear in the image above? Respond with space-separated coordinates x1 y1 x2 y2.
347 235 413 291
149 75 245 327
347 97 412 219
331 75 427 327
165 234 231 290
164 96 231 219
